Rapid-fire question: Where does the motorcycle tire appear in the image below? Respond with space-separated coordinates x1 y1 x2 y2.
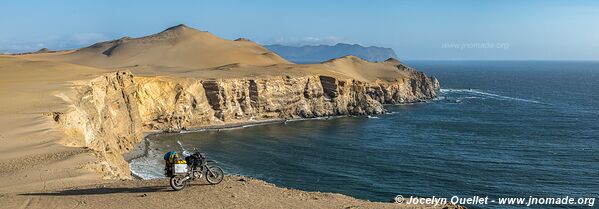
170 175 187 191
206 166 224 184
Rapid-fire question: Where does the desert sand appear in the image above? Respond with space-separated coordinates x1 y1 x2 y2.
1 176 464 209
0 25 447 208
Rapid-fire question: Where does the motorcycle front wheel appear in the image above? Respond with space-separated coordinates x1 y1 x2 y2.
206 166 224 184
170 175 187 191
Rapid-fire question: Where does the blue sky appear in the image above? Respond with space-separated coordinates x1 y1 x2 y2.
1 0 598 60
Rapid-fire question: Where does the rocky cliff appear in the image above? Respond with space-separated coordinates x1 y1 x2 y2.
29 24 440 179
52 69 439 179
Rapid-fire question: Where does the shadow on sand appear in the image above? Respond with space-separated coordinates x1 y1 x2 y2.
19 186 169 196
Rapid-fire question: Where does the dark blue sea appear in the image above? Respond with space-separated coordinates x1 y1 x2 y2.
131 61 599 208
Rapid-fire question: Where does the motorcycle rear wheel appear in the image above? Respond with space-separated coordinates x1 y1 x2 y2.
206 166 224 184
170 175 187 191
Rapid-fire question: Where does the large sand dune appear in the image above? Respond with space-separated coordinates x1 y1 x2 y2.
20 24 421 84
22 24 289 70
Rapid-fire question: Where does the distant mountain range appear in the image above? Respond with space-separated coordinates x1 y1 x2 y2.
264 43 398 63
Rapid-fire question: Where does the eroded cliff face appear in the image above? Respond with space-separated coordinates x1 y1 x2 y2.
54 72 143 179
54 70 439 179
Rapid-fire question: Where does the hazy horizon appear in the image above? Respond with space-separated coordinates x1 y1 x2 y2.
2 0 598 60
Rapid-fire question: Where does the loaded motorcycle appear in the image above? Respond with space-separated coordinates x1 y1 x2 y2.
165 151 224 190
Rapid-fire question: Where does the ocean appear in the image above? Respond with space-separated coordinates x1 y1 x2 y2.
130 61 599 208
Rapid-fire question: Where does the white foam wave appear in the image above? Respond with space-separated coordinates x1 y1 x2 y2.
440 88 543 104
130 157 163 179
215 123 276 131
129 140 165 179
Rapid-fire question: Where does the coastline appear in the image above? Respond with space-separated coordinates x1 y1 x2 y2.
0 113 463 209
124 115 358 163
116 115 466 209
125 116 354 179
0 65 442 208
124 118 291 162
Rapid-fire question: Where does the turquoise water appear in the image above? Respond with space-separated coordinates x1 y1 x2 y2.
130 61 599 208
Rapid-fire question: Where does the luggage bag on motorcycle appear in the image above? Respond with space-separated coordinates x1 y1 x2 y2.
164 151 180 177
173 159 188 174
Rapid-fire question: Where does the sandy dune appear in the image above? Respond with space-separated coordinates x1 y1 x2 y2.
21 24 290 70
0 114 100 194
0 57 108 114
319 56 411 82
0 57 107 194
19 24 416 83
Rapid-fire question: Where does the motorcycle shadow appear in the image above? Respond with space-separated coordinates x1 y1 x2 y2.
19 186 167 196
20 180 214 196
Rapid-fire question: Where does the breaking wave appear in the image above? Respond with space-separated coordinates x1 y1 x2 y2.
440 88 544 104
129 139 165 179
